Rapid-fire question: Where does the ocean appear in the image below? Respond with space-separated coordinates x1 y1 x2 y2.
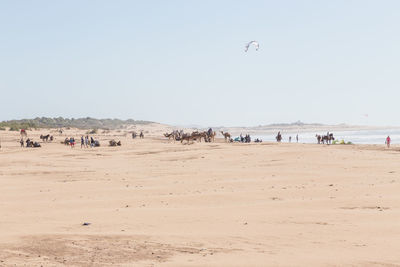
252 129 400 145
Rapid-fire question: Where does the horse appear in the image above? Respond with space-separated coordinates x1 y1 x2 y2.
321 133 335 144
276 132 282 142
40 134 50 142
317 133 334 144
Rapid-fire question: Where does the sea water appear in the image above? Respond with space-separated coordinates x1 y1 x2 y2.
253 129 400 145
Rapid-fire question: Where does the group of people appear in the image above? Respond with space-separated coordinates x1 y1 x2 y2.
240 134 251 143
288 135 299 143
80 136 98 148
132 131 144 139
233 134 252 143
64 136 98 148
20 138 41 148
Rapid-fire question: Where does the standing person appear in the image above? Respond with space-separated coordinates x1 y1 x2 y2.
81 136 84 148
90 137 95 148
386 136 391 148
296 134 299 143
289 136 292 143
20 138 24 147
70 137 75 148
85 135 89 148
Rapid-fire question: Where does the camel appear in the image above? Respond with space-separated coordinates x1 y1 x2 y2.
109 140 122 146
220 131 231 142
164 132 174 140
181 134 195 143
26 138 41 148
20 129 27 137
206 131 216 142
164 130 181 141
164 132 178 141
191 131 207 142
199 132 208 142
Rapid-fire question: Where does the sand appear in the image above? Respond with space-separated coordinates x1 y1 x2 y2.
0 128 400 266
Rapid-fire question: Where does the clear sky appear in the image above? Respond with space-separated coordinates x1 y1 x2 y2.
1 1 399 126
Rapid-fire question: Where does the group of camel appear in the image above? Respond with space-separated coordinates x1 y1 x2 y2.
164 130 232 143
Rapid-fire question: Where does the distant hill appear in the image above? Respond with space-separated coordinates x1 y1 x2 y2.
0 117 152 130
256 120 324 127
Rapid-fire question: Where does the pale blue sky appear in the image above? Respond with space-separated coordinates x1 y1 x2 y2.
1 1 399 126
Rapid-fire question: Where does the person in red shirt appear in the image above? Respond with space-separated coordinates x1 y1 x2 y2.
386 136 391 148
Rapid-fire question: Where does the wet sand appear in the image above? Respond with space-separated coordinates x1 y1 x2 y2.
0 129 399 266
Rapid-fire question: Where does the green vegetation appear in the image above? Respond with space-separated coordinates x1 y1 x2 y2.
0 121 37 131
332 139 353 145
0 117 152 130
9 126 20 131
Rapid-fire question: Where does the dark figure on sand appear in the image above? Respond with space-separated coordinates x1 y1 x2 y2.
276 132 282 142
386 136 391 148
316 134 321 144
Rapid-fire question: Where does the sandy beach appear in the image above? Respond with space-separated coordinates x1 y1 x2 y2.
1 128 400 266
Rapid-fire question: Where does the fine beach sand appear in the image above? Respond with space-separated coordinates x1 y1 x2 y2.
0 128 400 266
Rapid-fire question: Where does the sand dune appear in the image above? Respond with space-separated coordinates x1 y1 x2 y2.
0 128 399 266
